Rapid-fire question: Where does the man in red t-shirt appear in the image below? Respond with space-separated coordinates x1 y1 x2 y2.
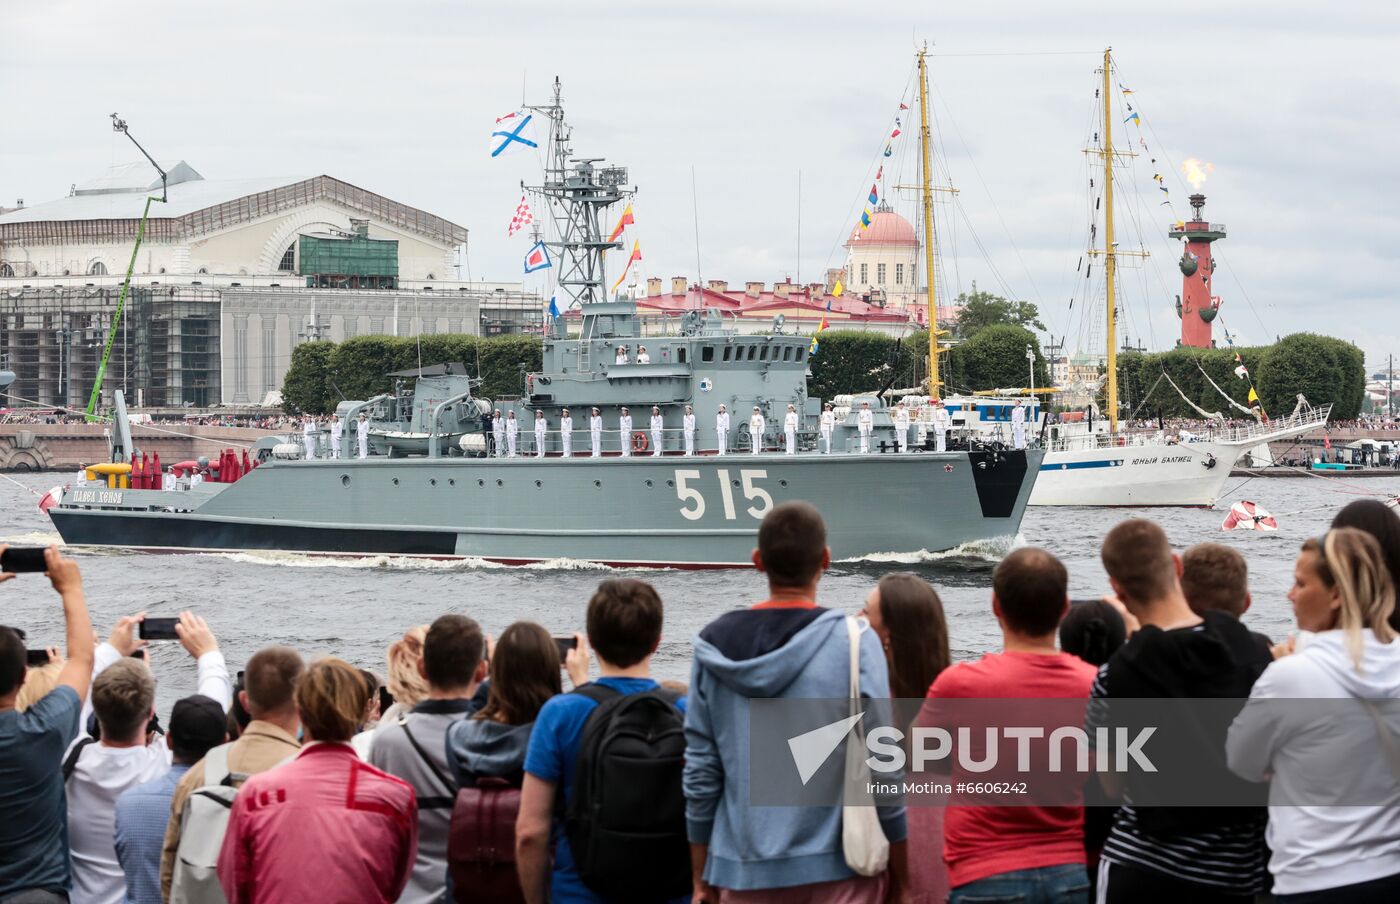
925 547 1096 903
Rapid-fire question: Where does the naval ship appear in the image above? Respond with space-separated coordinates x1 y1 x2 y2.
44 81 1042 567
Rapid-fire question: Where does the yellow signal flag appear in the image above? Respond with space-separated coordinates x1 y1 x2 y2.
1247 387 1260 403
833 280 844 297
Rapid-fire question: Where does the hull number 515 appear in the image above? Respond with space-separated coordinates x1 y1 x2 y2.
674 469 773 521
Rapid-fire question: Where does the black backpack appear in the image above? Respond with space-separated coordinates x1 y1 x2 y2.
565 684 691 903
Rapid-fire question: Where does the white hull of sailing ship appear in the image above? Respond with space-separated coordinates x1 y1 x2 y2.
1029 402 1331 507
1031 439 1244 507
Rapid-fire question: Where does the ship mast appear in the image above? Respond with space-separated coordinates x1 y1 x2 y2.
1101 48 1119 432
526 78 631 321
918 48 941 399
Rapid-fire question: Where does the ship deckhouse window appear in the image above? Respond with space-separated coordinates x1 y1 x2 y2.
783 346 793 361
722 346 732 362
797 347 807 362
759 346 769 361
678 347 687 363
701 345 714 362
747 346 757 361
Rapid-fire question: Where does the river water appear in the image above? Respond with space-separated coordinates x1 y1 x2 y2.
3 470 1397 712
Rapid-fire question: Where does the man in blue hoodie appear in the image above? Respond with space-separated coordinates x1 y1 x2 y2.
684 502 909 903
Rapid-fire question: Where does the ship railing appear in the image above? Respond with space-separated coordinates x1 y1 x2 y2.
1043 402 1332 453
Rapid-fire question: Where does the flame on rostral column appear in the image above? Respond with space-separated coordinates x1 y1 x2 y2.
1180 158 1216 190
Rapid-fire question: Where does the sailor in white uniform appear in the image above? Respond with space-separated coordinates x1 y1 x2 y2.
649 406 664 456
533 409 547 458
76 463 87 485
589 407 602 457
636 345 651 364
302 417 317 460
857 401 873 454
819 403 835 454
1011 399 1027 450
615 345 630 365
618 407 633 457
329 416 343 459
189 469 204 488
932 399 951 453
749 407 765 455
492 410 505 458
506 411 519 458
682 406 696 456
893 401 910 453
357 413 370 459
784 404 799 455
715 405 730 456
162 468 176 491
560 409 573 457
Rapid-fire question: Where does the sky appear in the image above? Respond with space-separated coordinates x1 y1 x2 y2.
3 1 1398 369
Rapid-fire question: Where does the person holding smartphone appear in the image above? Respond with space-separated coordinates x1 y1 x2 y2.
0 545 95 904
66 611 231 904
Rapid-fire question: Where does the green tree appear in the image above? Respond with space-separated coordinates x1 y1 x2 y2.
806 331 902 399
280 341 336 415
1256 333 1364 421
948 324 1049 391
952 284 1045 339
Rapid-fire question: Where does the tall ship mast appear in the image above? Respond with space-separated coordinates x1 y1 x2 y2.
917 48 942 399
1099 47 1120 433
42 80 1044 566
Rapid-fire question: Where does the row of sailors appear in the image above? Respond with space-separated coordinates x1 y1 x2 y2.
301 413 372 460
486 399 959 457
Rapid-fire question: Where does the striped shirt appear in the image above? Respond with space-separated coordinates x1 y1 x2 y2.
1086 663 1267 894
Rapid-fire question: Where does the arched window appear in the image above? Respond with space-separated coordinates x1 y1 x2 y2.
278 243 296 272
88 261 108 276
0 263 13 278
426 273 436 280
197 267 209 275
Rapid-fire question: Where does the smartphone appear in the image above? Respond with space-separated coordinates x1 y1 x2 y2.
1 548 47 573
26 649 50 667
139 617 181 640
377 685 395 715
1069 598 1102 606
554 635 578 658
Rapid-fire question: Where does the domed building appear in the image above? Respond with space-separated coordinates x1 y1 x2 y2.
843 203 921 312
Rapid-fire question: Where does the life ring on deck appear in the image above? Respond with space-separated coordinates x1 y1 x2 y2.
632 431 649 453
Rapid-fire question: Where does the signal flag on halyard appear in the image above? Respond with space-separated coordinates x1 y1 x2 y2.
810 316 830 355
547 288 562 320
609 240 643 294
1124 112 1141 125
899 102 909 110
491 113 537 157
860 208 872 229
868 184 879 205
524 241 552 273
883 143 893 158
607 203 635 243
832 279 844 298
507 196 534 237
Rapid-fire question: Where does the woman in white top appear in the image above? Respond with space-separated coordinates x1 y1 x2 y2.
683 406 696 456
589 408 603 457
715 405 730 456
1227 528 1400 902
614 345 629 365
819 403 835 454
636 345 651 364
560 409 574 457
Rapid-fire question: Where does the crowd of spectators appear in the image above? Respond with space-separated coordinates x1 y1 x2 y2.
4 497 1400 903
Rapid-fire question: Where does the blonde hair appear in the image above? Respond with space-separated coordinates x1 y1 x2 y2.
1304 528 1398 668
295 658 370 743
92 658 156 742
385 626 430 707
15 659 63 712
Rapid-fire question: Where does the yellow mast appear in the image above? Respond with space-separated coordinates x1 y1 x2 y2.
918 48 941 399
1102 47 1119 432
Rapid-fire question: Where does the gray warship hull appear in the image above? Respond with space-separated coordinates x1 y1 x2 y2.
49 449 1039 567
